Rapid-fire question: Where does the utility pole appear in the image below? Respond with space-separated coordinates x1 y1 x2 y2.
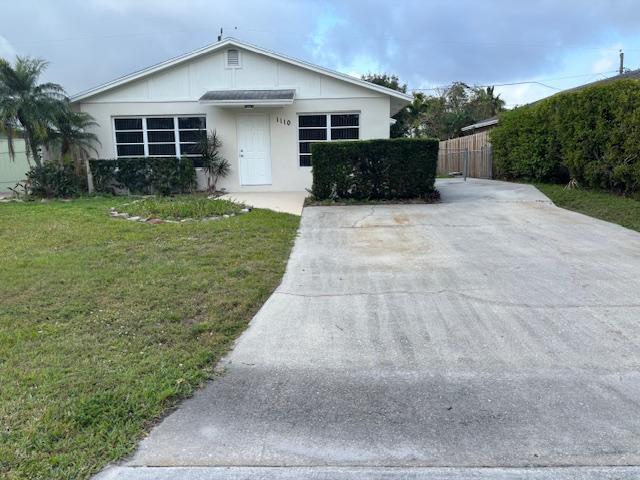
619 49 625 75
217 28 223 42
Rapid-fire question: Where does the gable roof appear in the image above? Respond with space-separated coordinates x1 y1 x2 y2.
70 38 413 106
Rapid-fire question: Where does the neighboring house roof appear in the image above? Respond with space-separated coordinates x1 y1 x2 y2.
561 68 640 94
461 69 640 133
199 89 296 106
70 38 413 107
460 116 499 133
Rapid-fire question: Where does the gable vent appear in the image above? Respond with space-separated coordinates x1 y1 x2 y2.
226 49 240 67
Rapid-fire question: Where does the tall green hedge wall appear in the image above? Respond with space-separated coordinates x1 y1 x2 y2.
311 138 438 200
490 79 640 193
89 157 196 195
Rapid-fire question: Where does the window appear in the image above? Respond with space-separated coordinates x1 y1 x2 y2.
298 113 359 167
114 116 206 163
226 49 241 68
114 118 144 157
146 117 176 156
177 116 207 165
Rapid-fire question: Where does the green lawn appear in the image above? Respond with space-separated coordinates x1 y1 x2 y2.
0 197 299 479
535 183 640 232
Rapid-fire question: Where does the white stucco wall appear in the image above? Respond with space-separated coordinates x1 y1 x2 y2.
75 46 397 192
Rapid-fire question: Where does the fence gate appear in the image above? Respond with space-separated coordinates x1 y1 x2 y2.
437 131 493 179
437 146 493 179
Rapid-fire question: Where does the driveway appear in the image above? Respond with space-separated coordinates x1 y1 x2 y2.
100 179 640 479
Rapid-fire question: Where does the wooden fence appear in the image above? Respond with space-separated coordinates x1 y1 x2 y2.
437 130 493 178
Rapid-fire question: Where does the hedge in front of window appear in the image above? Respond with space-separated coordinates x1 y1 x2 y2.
311 138 438 200
89 157 196 195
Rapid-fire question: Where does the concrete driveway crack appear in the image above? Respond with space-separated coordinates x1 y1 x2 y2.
274 289 640 309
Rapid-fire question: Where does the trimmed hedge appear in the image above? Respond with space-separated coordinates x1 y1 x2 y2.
491 79 640 193
89 157 196 195
311 138 438 200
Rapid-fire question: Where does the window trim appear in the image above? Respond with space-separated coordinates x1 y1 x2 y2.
297 112 360 167
112 115 206 159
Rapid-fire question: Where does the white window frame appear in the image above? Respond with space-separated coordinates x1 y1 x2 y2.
297 112 360 167
113 115 206 159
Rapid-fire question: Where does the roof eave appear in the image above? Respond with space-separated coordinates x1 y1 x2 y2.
199 99 295 106
461 118 499 132
70 38 413 104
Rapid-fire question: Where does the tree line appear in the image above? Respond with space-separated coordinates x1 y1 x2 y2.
362 74 506 140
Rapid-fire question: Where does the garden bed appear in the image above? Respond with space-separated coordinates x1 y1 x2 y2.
111 196 250 223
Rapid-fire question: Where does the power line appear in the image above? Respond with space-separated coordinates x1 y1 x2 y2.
409 70 621 92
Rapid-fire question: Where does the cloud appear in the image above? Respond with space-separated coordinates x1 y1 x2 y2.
2 0 640 105
0 35 17 62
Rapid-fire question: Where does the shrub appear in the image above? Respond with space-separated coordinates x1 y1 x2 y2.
197 130 231 193
491 79 640 192
89 157 195 195
26 162 86 198
311 138 438 200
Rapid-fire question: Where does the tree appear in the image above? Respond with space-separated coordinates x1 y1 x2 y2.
362 73 413 137
0 56 66 167
361 74 506 139
196 130 230 193
47 108 100 175
468 86 506 120
408 83 507 139
361 73 407 93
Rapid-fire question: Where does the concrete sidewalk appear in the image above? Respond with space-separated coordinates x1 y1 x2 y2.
220 191 306 215
99 179 640 478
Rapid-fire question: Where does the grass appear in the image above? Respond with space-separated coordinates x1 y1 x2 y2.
118 196 245 220
535 183 640 232
0 196 299 479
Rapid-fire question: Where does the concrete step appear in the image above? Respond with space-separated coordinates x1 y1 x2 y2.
95 466 640 480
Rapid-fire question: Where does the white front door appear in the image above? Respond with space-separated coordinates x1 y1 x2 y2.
237 114 271 185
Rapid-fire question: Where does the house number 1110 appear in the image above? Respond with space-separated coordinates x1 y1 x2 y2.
275 116 291 126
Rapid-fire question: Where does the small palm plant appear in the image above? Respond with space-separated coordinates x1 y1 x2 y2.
49 108 100 159
197 130 230 193
48 107 101 175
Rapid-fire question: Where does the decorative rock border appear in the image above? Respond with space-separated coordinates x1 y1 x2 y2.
109 206 251 224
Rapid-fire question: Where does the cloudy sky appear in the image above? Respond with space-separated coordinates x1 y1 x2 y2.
2 0 640 107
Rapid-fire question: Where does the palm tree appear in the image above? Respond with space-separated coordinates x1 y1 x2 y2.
48 108 100 169
196 130 230 193
485 86 506 116
0 56 66 167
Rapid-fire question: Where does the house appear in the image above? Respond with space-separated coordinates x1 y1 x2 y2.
0 133 30 193
70 38 412 192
